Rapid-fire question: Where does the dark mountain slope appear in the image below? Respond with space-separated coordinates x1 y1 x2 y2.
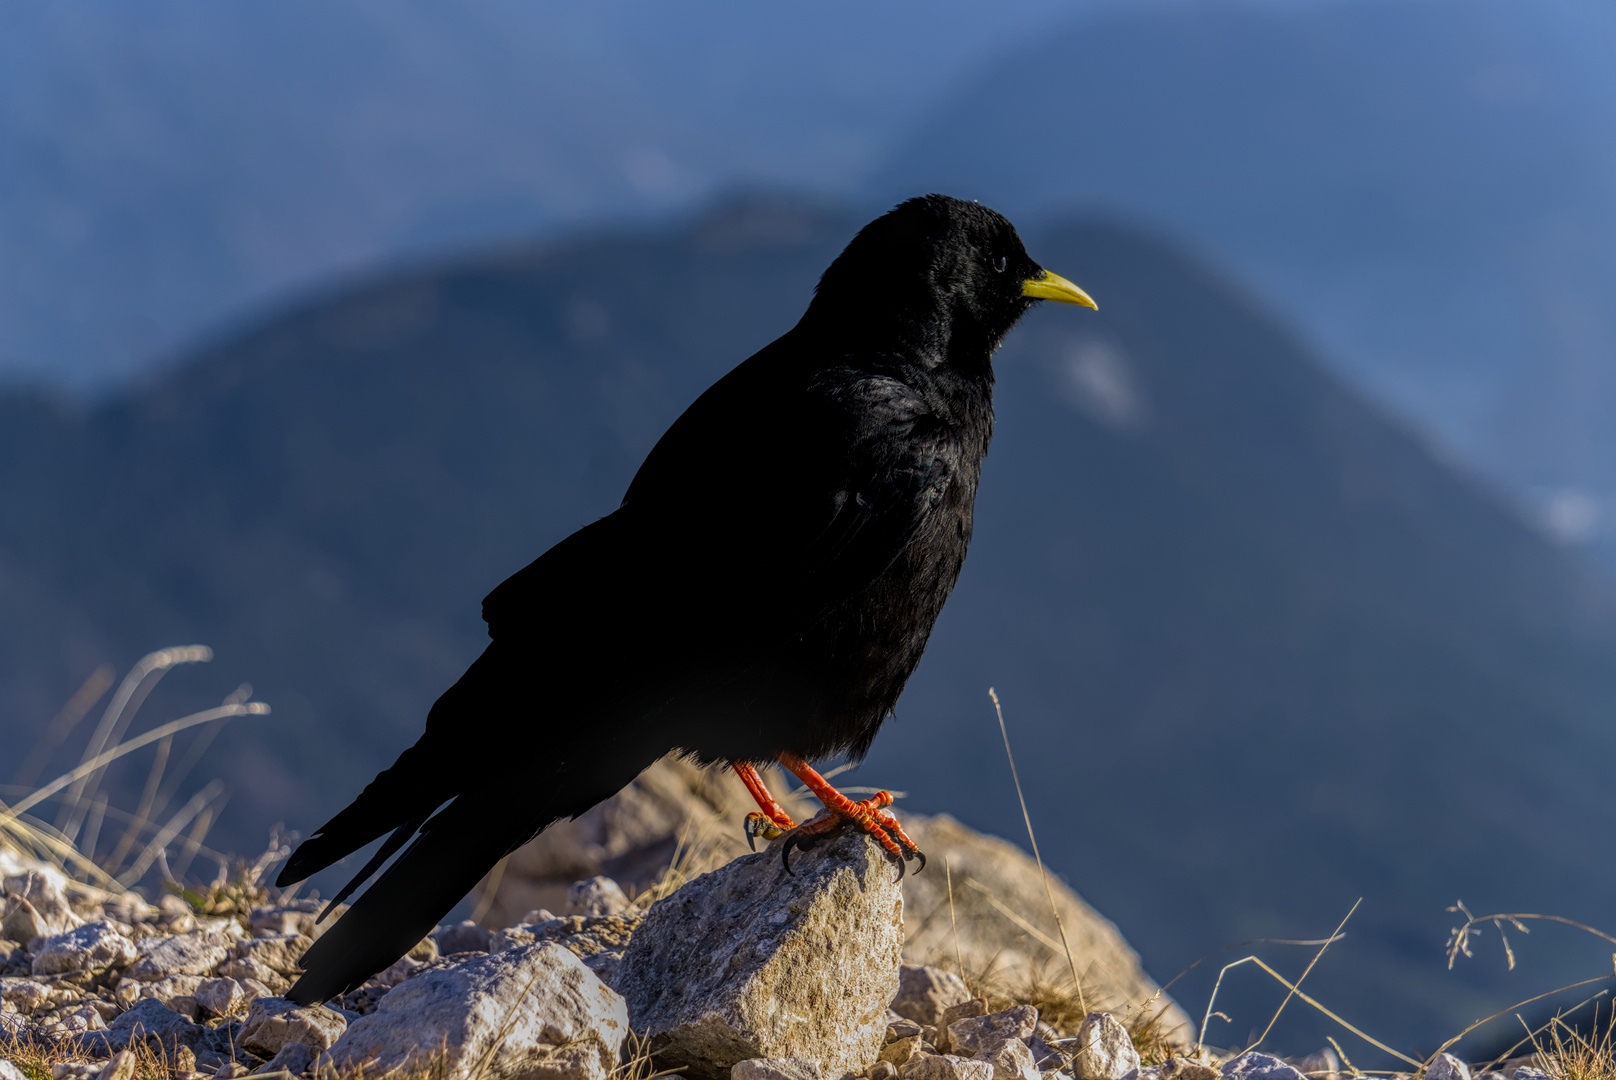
3 199 1615 1049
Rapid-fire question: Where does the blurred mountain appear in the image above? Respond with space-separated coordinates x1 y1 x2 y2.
5 197 1616 1053
876 0 1616 570
0 0 1070 389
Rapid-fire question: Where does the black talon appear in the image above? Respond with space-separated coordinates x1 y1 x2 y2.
781 832 803 875
912 849 927 875
747 831 758 853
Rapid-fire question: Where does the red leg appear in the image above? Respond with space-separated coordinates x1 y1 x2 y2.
774 751 925 876
732 762 797 850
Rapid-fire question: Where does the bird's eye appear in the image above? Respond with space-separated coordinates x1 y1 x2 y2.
993 255 1008 273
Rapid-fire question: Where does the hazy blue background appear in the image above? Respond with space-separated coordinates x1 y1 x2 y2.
6 0 1616 1061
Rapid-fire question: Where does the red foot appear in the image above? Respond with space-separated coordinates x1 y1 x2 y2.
732 762 796 850
773 751 925 879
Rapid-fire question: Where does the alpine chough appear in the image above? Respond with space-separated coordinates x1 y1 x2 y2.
277 194 1096 1004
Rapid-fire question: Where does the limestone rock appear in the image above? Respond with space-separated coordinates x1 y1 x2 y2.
251 1041 313 1077
1285 1050 1338 1076
239 997 347 1056
566 877 630 917
322 943 628 1080
30 922 138 976
98 1050 136 1080
615 830 903 1080
488 914 640 983
1427 1057 1471 1080
231 935 311 977
947 1006 1037 1056
902 1054 994 1080
91 998 204 1055
982 1039 1041 1080
3 871 83 939
128 932 233 980
1160 1059 1218 1080
195 978 250 1017
1 977 50 1012
1071 1013 1140 1080
882 1037 924 1067
138 974 206 1018
731 1060 823 1080
938 1001 987 1047
431 922 493 955
1220 1054 1306 1080
0 1061 26 1080
216 956 290 995
891 966 971 1028
247 902 325 939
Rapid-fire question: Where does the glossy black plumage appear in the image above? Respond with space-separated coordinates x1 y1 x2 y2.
277 195 1066 1004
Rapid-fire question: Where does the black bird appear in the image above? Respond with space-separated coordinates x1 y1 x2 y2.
277 194 1095 1004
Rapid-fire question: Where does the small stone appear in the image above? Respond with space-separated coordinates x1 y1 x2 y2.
1221 1054 1307 1080
91 997 205 1055
0 977 50 1012
3 871 84 938
872 1065 899 1080
231 936 312 978
1 1061 26 1080
520 909 557 924
431 922 492 955
565 877 630 917
140 974 207 1008
196 977 250 1017
250 1041 313 1077
888 1019 925 1043
902 1054 995 1080
1427 1057 1471 1080
984 1040 1041 1080
1071 1014 1140 1080
173 1047 198 1073
937 1001 987 1050
55 1001 108 1036
129 932 234 980
247 903 323 939
1512 1069 1551 1080
373 954 423 988
31 922 139 976
947 1007 1037 1057
216 957 289 995
321 943 627 1080
614 831 903 1080
52 1064 100 1080
732 1060 823 1080
883 1037 925 1067
891 966 972 1027
96 1050 137 1080
214 1064 250 1079
239 997 347 1056
1160 1060 1219 1080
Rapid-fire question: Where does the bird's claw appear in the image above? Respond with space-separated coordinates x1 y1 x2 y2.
774 803 926 883
745 811 786 852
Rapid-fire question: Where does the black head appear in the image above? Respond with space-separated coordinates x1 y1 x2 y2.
802 194 1094 369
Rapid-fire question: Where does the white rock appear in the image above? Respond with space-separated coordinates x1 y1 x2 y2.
140 974 207 1007
1071 1013 1140 1080
614 830 903 1080
0 978 50 1012
0 1060 26 1080
3 870 83 938
195 977 250 1017
732 1060 823 1080
92 998 204 1055
431 921 493 955
128 931 234 980
565 877 629 917
983 1040 1042 1080
891 965 972 1028
216 956 290 994
322 943 628 1080
1221 1055 1306 1080
239 996 348 1056
250 1041 313 1077
1512 1070 1551 1080
902 1055 995 1080
231 934 312 977
1427 1057 1471 1080
30 922 139 976
97 1051 136 1080
947 1007 1037 1057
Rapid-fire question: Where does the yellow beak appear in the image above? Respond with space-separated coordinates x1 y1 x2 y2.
1022 270 1098 309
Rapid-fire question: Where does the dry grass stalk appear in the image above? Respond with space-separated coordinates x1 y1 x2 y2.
988 687 1087 1014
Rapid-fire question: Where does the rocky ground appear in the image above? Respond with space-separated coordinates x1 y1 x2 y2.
0 761 1566 1080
